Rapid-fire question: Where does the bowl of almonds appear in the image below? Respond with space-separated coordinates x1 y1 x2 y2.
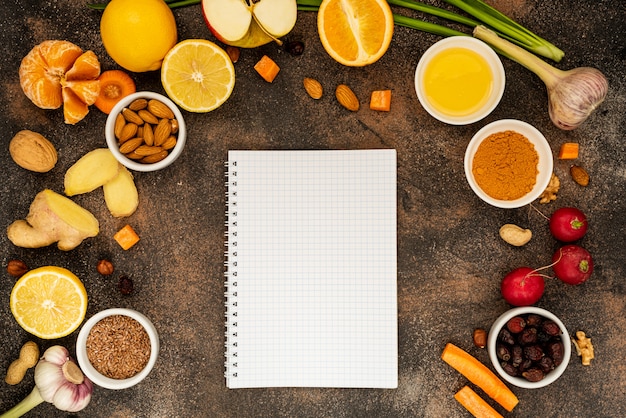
105 91 186 172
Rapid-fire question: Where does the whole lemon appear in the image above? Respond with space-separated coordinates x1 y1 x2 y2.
100 0 177 72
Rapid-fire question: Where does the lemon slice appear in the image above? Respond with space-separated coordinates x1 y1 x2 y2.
161 39 235 113
10 266 88 339
317 0 394 67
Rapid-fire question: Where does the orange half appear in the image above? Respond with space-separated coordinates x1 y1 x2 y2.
317 0 394 66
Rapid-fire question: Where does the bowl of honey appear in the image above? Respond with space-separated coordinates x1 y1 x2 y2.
414 36 505 125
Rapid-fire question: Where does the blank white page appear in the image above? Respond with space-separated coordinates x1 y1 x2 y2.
225 149 397 388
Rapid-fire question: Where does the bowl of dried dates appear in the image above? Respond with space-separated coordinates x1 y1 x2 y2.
488 306 571 389
105 91 186 172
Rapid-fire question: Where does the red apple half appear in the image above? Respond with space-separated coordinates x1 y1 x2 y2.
202 0 298 48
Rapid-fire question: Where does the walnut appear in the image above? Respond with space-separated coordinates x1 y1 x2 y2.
539 173 560 204
572 331 594 365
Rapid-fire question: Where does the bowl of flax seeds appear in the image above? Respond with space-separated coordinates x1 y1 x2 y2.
76 308 159 389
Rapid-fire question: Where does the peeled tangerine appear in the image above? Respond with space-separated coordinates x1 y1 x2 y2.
19 40 101 124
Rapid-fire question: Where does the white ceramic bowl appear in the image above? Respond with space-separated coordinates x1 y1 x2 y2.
488 306 571 389
464 119 554 209
76 308 159 390
414 36 505 125
105 91 186 172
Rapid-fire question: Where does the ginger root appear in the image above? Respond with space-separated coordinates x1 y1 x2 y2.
7 189 99 251
572 331 594 365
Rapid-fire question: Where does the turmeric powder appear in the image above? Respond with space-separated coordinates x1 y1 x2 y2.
472 130 539 200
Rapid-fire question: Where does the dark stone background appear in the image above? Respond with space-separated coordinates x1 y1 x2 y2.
1 1 624 417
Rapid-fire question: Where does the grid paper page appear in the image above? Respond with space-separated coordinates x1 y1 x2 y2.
225 149 397 388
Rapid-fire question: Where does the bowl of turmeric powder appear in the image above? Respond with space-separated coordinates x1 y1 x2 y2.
464 119 553 208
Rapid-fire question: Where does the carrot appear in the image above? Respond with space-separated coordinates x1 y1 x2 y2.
454 386 504 418
441 343 519 412
94 70 136 114
370 89 392 111
254 55 280 83
558 142 579 159
113 224 140 250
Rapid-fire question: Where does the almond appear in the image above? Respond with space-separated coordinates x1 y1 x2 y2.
122 108 144 125
134 145 164 156
570 165 590 186
114 113 126 138
335 84 359 111
9 130 58 173
154 118 172 146
117 123 138 143
303 77 323 99
142 123 155 146
147 99 175 119
119 137 144 154
141 150 169 164
138 109 159 125
128 98 148 111
161 135 177 150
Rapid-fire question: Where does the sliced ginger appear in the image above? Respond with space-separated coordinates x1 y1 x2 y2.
19 40 101 124
65 148 139 217
103 165 139 218
64 148 121 196
7 189 99 251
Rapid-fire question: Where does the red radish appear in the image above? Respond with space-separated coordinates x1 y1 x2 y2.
552 244 594 285
501 267 545 306
549 207 588 242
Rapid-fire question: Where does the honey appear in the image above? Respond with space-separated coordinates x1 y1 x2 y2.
423 47 493 117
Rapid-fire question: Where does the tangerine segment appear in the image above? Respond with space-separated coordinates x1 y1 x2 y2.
317 0 394 67
19 40 83 109
161 39 235 113
66 50 101 81
10 266 88 339
63 87 90 125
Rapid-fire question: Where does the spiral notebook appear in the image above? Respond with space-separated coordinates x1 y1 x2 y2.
224 149 398 389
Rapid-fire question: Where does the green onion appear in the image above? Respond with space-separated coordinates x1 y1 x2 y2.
442 0 564 61
297 0 563 62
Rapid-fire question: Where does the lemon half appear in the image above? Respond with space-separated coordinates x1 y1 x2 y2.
161 39 236 113
10 266 88 339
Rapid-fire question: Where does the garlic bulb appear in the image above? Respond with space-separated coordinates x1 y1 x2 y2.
35 345 93 413
0 346 93 418
474 25 608 130
547 67 609 130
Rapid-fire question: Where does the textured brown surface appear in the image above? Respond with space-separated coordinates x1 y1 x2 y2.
1 1 625 417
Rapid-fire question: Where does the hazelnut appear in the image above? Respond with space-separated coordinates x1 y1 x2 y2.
7 260 28 278
97 259 114 276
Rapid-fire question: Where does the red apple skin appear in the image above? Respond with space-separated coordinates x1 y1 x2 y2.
200 0 275 48
501 267 545 306
552 244 594 285
549 207 588 242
